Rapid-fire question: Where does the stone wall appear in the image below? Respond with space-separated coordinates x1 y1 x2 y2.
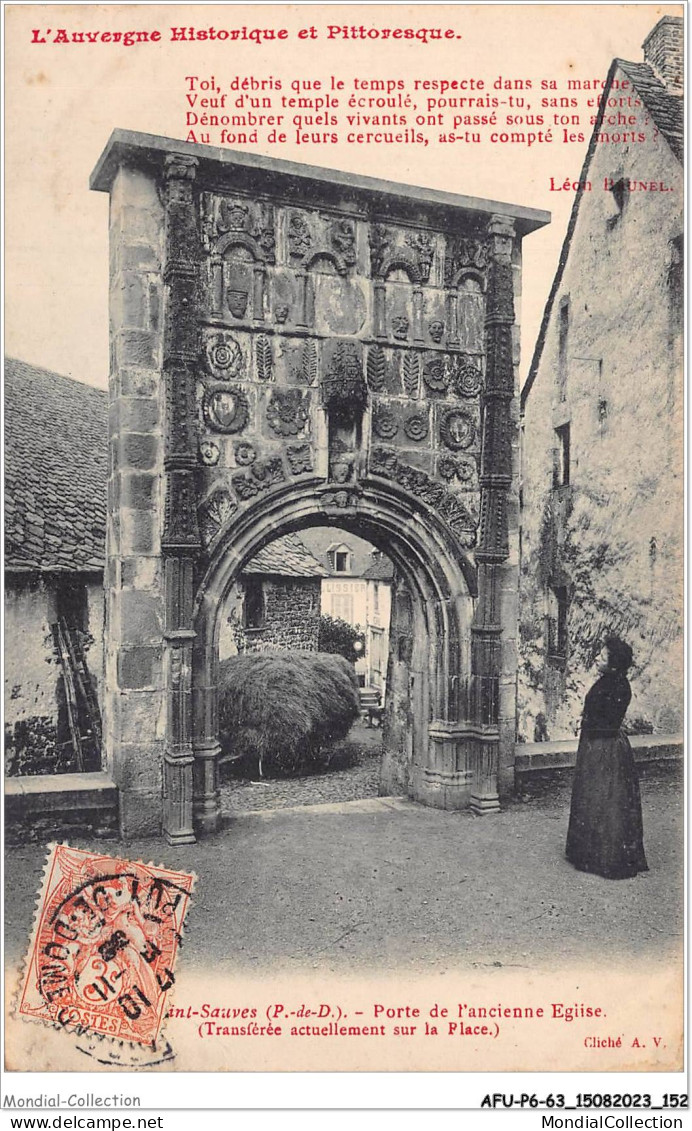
228 576 321 655
103 164 166 836
5 575 104 775
519 65 683 741
643 16 683 94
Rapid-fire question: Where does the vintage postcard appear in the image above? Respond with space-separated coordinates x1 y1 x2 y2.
3 0 684 1095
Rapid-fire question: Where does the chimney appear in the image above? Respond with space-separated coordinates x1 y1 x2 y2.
642 16 684 95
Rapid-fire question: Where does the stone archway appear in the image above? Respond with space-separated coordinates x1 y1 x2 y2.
189 479 478 835
91 130 549 842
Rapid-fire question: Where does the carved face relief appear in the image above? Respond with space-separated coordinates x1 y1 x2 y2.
428 320 445 344
227 289 249 319
218 200 249 232
274 303 290 324
392 316 409 341
330 455 354 484
440 409 476 451
203 386 250 434
286 443 313 476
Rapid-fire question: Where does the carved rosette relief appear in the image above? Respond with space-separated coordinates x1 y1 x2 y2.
204 332 244 379
198 440 220 466
438 454 478 485
403 413 429 442
372 406 399 440
266 389 310 436
234 441 257 466
452 357 483 397
423 355 451 393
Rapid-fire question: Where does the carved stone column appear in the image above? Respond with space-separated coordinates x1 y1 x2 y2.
469 213 516 813
161 153 202 844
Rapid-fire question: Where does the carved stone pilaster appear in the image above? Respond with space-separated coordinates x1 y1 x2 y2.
478 213 516 564
466 215 516 812
161 153 203 844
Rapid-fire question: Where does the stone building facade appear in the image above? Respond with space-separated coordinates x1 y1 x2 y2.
519 17 683 740
310 531 394 693
91 130 548 841
4 359 106 775
220 533 326 658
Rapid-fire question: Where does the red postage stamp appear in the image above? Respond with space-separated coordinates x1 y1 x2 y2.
18 845 194 1047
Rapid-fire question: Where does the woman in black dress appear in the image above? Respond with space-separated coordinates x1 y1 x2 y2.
566 635 648 879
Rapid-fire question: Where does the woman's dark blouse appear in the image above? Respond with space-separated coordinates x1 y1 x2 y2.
581 671 632 736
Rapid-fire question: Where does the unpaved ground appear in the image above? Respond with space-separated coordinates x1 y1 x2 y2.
4 765 682 976
220 720 382 813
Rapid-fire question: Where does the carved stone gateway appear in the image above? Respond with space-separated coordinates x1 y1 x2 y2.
91 130 549 841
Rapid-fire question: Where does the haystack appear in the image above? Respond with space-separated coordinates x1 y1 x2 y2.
218 651 360 775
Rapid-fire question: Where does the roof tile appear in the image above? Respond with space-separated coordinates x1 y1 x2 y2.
5 358 107 573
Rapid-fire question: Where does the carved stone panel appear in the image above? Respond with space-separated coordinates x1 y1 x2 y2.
203 331 245 380
202 386 250 434
265 389 311 437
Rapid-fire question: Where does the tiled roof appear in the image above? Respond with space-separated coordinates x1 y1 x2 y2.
616 59 683 163
362 554 395 581
242 533 329 578
300 528 388 578
5 358 108 573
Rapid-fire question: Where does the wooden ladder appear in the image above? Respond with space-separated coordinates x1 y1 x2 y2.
52 618 102 770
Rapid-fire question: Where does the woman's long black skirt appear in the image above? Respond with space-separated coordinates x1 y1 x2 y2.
566 729 648 879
